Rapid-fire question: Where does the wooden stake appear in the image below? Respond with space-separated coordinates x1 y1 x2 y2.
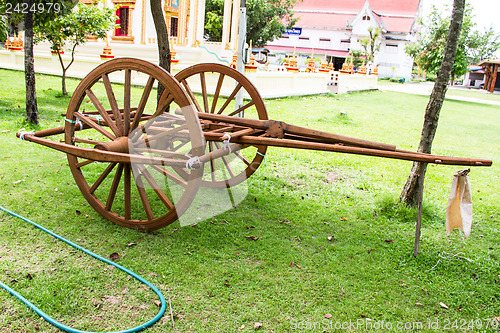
413 166 427 257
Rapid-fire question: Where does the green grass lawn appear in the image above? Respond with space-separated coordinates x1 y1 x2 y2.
0 68 499 332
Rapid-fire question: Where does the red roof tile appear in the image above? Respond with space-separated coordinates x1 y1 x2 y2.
296 13 357 29
294 0 419 33
295 0 419 16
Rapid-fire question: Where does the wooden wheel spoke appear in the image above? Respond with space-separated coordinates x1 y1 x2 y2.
102 74 124 135
141 167 175 210
135 175 154 221
74 137 103 145
76 159 95 168
105 163 124 211
233 150 251 166
85 88 121 136
150 164 188 188
90 162 117 194
200 72 209 113
218 83 242 115
211 73 225 114
75 112 116 141
124 163 131 220
227 100 255 117
214 141 235 177
180 79 203 113
124 69 131 135
173 140 189 152
154 92 173 117
129 75 156 134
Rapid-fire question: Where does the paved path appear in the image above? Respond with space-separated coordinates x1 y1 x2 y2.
379 82 500 106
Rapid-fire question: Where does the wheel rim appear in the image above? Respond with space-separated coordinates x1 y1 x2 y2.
65 58 204 231
175 63 268 188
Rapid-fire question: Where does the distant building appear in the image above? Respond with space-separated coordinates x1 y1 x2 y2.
463 65 485 88
478 59 500 92
266 0 422 80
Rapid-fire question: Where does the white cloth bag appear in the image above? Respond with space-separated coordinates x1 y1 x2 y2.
446 169 472 238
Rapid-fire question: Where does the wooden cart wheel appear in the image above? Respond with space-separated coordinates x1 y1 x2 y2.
64 58 204 231
175 63 268 188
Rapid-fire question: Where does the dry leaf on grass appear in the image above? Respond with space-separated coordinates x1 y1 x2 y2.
109 252 119 261
324 314 332 318
439 302 449 309
127 242 137 247
254 322 262 329
153 300 161 307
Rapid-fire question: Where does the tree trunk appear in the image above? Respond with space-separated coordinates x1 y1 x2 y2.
62 69 67 96
24 0 39 125
400 0 465 206
150 0 170 102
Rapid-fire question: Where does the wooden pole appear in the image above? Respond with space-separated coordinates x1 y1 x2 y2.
413 167 426 257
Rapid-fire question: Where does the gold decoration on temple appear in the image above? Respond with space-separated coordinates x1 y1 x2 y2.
348 56 354 74
318 54 330 73
100 38 115 60
305 50 316 73
339 59 350 74
245 41 258 72
171 45 180 65
230 52 238 69
358 60 367 75
10 33 23 51
286 48 299 72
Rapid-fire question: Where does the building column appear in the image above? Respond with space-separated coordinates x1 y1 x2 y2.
140 0 146 44
221 0 232 47
230 0 240 50
188 0 198 46
178 0 187 45
196 0 206 44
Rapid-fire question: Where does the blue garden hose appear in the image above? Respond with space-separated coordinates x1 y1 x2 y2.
0 205 167 333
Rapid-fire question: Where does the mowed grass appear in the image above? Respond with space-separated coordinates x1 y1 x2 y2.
0 68 499 332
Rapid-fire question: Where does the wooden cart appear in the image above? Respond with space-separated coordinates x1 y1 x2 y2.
17 58 492 230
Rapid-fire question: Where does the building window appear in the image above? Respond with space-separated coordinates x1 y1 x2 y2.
111 0 136 43
170 17 178 37
115 7 130 36
340 38 350 50
362 15 370 21
385 43 398 54
298 36 310 46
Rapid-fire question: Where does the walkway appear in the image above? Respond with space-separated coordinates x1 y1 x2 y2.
379 81 500 106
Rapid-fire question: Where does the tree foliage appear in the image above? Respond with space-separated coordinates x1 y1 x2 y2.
406 3 500 79
0 0 7 43
204 0 298 47
0 0 77 124
204 0 223 42
246 0 298 47
359 26 381 62
34 1 116 95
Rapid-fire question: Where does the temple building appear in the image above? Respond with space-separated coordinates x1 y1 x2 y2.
266 0 422 80
78 0 205 47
